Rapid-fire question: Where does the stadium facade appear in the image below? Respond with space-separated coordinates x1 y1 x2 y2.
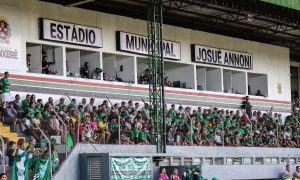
0 0 299 179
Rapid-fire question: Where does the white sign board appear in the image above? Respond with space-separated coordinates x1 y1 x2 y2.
192 44 253 69
117 31 181 60
40 19 103 48
0 6 24 72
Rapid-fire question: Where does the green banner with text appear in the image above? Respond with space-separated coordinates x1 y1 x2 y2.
261 0 300 11
110 157 152 180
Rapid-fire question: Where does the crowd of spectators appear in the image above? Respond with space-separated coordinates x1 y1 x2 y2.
1 92 300 148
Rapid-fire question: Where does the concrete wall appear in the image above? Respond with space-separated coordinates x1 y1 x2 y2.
53 144 80 180
0 0 291 101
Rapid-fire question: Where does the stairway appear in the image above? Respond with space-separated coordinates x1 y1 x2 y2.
0 121 27 145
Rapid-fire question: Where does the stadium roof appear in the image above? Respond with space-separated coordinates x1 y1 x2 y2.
40 0 300 60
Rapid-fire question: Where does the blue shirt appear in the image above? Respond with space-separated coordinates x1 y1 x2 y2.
13 100 22 111
4 108 16 120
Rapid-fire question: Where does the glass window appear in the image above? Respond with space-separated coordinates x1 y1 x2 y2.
290 158 296 165
193 158 202 165
159 158 170 166
281 158 288 165
184 158 193 165
265 158 272 165
172 157 182 166
233 158 241 165
243 158 252 165
226 158 233 165
215 157 224 165
272 158 279 165
204 158 213 165
255 157 264 165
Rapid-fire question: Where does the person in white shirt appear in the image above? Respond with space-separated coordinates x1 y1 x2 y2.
78 98 87 109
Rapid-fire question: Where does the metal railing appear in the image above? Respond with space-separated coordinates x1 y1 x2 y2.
32 121 52 179
210 106 225 146
106 96 121 145
0 135 5 173
65 92 81 145
49 105 68 159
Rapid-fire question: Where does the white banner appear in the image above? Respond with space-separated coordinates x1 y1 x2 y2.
40 19 102 48
0 5 24 72
192 44 253 69
117 31 181 60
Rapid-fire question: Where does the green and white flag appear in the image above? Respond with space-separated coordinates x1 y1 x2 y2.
11 148 29 180
111 157 152 180
33 155 51 180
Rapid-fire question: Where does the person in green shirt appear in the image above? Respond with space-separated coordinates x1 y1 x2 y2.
0 71 10 107
127 100 134 112
139 126 150 144
108 117 119 143
21 94 31 111
193 165 203 180
67 98 77 110
56 97 66 109
169 104 177 118
197 107 203 121
182 166 193 180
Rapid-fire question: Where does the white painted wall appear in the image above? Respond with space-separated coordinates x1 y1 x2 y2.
0 0 291 101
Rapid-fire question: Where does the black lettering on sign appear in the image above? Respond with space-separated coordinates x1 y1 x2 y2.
135 36 140 51
224 52 229 65
196 47 201 61
126 34 134 50
71 26 78 42
50 23 56 39
240 54 245 67
64 25 70 40
57 24 63 40
78 28 85 43
207 49 212 62
89 30 96 44
141 38 147 52
171 43 176 57
165 43 171 57
202 48 207 62
217 51 222 64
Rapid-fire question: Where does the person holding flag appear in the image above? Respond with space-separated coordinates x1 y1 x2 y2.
33 149 51 180
11 138 29 180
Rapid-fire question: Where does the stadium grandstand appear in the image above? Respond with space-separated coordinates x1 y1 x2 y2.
1 0 300 180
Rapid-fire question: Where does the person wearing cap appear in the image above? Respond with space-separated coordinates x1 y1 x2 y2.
1 72 10 108
193 165 203 180
182 166 193 180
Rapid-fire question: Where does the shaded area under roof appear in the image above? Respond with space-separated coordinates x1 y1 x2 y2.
40 0 300 60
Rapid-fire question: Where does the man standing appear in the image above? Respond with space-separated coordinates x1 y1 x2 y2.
293 166 300 180
1 72 10 108
281 165 293 180
242 96 252 119
182 166 193 180
26 54 32 72
193 165 203 180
